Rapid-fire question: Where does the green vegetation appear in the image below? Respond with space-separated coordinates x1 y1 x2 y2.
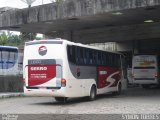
0 31 42 47
0 32 8 45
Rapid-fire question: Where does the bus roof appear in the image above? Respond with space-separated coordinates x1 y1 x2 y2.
26 38 122 55
0 45 18 49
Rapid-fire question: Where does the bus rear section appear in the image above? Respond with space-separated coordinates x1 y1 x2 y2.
132 55 159 87
23 40 66 97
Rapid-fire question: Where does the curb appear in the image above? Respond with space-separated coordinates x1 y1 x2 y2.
0 93 24 99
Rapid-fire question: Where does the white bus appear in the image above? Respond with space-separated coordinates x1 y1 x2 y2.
23 39 125 102
0 46 19 76
132 54 159 88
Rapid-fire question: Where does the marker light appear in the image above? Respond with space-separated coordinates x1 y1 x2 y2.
155 73 158 77
144 20 154 23
112 12 123 15
61 78 66 87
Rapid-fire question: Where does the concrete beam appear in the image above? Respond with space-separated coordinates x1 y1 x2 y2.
0 0 160 30
46 22 160 43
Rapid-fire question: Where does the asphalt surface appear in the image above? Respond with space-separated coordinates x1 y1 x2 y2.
0 87 160 114
0 87 160 120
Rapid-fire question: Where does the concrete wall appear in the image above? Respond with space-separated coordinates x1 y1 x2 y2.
1 0 160 28
88 42 117 51
87 41 134 52
0 75 23 92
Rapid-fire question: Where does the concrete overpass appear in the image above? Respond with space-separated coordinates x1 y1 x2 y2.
0 0 160 47
1 0 160 91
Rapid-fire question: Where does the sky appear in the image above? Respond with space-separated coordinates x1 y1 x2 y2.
0 0 52 9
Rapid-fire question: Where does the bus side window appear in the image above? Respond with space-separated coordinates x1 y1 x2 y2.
67 45 76 64
67 45 71 63
79 47 84 65
2 50 9 69
98 51 102 65
121 55 127 79
85 48 90 65
113 54 118 67
110 54 113 67
92 50 97 65
6 51 10 69
83 48 87 64
101 52 105 65
72 46 76 64
105 53 110 66
76 46 83 65
0 50 2 69
7 52 15 68
117 55 121 67
76 46 79 64
158 55 160 67
88 49 93 65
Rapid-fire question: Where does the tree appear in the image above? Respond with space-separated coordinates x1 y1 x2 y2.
8 35 21 46
0 31 23 46
0 32 8 45
19 32 36 42
0 31 39 46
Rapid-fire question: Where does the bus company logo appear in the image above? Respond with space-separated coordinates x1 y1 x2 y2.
30 67 47 71
38 46 47 56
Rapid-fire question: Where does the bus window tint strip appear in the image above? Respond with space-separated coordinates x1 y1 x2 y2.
67 45 121 67
134 78 155 80
134 67 155 69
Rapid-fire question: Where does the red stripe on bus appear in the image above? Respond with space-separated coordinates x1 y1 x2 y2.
97 66 121 88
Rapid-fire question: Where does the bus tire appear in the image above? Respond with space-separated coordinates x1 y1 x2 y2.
112 83 122 95
55 97 67 103
89 85 96 101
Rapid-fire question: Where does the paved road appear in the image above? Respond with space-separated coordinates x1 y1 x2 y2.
0 87 160 114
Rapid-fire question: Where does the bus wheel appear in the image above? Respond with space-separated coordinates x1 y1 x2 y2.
112 83 122 95
55 97 67 103
89 85 96 101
